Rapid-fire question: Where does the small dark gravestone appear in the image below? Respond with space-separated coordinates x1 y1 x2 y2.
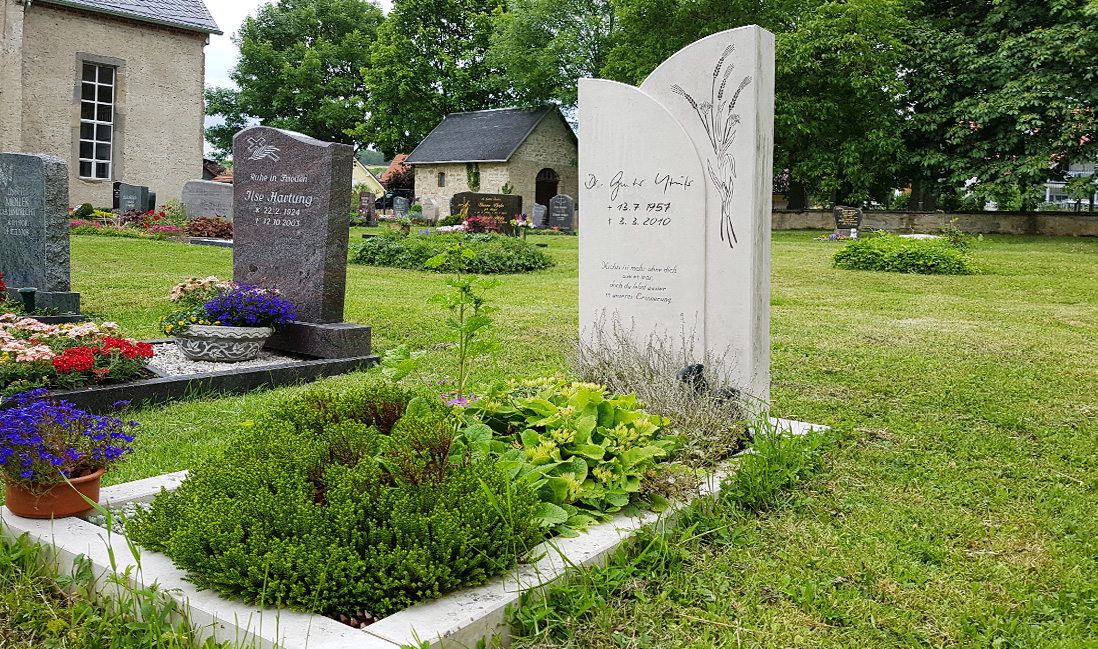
833 205 863 238
147 191 157 213
450 192 523 227
182 180 234 221
549 194 575 233
118 183 149 214
421 197 439 225
112 181 121 209
0 153 81 312
532 203 548 227
358 191 377 226
393 196 410 217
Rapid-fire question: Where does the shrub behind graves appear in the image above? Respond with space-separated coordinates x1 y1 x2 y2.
184 217 232 239
350 232 555 274
127 381 541 617
832 233 980 275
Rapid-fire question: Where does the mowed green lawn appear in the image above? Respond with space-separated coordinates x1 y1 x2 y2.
61 229 1098 646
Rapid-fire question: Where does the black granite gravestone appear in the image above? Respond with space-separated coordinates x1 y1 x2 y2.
549 194 575 233
393 196 410 217
232 126 373 359
450 192 523 225
0 153 81 312
118 183 148 214
833 205 862 237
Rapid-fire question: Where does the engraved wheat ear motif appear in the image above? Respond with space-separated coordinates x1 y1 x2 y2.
672 42 752 250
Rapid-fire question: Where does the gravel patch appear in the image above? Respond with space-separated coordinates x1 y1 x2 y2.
149 342 304 377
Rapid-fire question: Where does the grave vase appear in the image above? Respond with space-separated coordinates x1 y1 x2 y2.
5 468 105 518
173 324 272 362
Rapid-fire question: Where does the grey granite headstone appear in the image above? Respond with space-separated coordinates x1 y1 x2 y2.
233 126 352 324
358 192 377 227
182 179 234 221
0 153 81 312
421 197 439 225
118 183 148 213
532 203 548 227
393 196 410 217
548 194 575 233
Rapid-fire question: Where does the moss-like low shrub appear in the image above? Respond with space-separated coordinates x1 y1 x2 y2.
832 233 980 275
350 231 555 274
126 381 541 617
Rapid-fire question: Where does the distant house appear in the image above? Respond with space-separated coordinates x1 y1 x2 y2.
353 158 385 196
379 153 412 190
0 0 220 207
404 107 578 216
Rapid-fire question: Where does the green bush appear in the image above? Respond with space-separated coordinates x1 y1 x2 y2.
832 233 980 275
126 381 541 617
73 203 94 219
350 231 555 274
437 214 463 227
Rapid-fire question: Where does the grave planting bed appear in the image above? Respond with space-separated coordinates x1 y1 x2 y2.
0 418 823 649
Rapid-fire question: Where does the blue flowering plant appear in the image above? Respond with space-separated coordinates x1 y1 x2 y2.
158 276 295 335
0 389 137 493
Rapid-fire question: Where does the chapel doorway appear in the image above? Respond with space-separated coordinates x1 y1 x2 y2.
535 168 559 206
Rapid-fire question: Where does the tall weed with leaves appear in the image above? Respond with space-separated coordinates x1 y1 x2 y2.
425 243 501 398
720 420 834 511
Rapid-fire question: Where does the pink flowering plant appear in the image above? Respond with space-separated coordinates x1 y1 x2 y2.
0 314 152 397
0 389 136 493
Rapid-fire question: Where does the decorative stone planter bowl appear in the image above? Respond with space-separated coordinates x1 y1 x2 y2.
172 324 272 362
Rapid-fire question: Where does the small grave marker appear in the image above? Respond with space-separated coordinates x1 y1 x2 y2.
393 196 410 217
548 194 575 233
118 183 149 214
182 180 234 221
532 203 548 227
421 197 439 225
358 192 377 226
833 205 862 238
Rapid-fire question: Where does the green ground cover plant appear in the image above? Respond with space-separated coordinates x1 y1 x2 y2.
126 380 542 617
350 231 555 274
832 231 981 275
19 229 1095 647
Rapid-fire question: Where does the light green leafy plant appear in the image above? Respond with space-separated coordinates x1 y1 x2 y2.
456 378 682 536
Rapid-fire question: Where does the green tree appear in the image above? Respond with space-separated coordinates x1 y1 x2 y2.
205 0 383 154
903 0 1098 210
204 87 250 161
351 0 510 158
487 0 619 110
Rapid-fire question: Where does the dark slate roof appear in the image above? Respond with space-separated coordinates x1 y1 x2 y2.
41 0 221 34
405 107 573 164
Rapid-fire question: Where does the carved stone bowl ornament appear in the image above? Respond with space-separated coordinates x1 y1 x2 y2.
173 324 273 362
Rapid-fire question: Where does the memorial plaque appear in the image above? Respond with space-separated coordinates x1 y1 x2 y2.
548 195 574 233
358 192 377 226
0 153 81 311
532 203 548 227
232 126 353 323
833 205 862 237
450 192 523 225
182 180 234 221
421 197 439 225
118 183 149 213
578 25 774 401
393 196 410 217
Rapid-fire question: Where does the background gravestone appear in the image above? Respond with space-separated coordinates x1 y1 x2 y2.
833 205 862 238
421 197 439 225
393 197 410 217
182 180 234 221
112 181 121 209
578 25 774 401
147 191 157 212
118 183 148 213
232 126 373 359
532 203 548 227
358 191 377 226
548 194 575 233
450 192 523 224
0 153 81 312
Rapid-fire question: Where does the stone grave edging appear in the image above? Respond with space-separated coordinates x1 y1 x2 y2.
1 419 826 649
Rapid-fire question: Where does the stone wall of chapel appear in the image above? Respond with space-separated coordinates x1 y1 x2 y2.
19 2 206 207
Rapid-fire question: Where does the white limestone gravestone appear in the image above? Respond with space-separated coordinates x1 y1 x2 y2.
421 197 439 225
578 25 774 400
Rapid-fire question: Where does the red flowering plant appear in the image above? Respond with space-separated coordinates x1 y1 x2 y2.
0 315 153 396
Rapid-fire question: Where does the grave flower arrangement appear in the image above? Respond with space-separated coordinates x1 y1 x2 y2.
0 389 137 492
157 277 295 336
1 389 136 517
510 213 535 229
0 315 153 396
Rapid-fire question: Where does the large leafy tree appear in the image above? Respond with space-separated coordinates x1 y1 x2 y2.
903 0 1098 210
350 0 510 158
487 0 619 111
204 0 384 157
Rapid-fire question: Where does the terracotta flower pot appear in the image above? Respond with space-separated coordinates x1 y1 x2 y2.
5 468 105 518
172 324 272 362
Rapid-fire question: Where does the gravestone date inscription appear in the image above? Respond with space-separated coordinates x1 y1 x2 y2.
232 126 353 323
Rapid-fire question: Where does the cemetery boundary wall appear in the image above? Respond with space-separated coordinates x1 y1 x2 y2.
773 210 1098 236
